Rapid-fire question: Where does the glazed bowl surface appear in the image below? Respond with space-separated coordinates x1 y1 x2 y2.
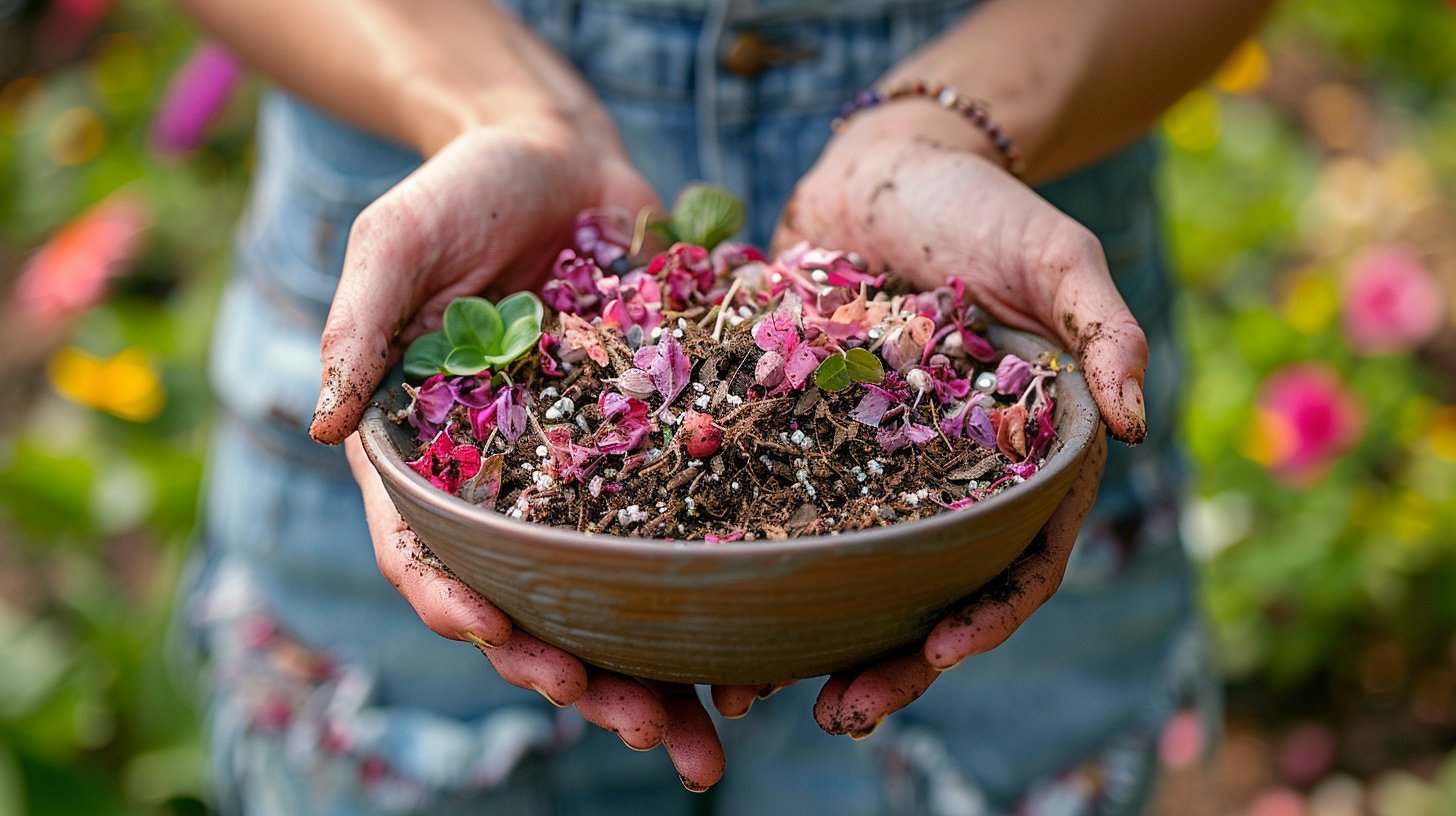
358 326 1101 685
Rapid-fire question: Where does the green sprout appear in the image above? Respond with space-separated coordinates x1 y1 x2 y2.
649 183 745 250
403 292 544 380
814 347 885 392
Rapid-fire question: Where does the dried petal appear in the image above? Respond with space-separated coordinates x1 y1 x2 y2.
679 410 723 458
754 350 786 390
995 354 1035 396
614 368 657 399
406 425 482 493
995 404 1029 460
459 454 506 507
753 309 801 354
850 389 893 427
559 312 609 366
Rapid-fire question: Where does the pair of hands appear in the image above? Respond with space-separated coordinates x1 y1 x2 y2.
311 106 1148 792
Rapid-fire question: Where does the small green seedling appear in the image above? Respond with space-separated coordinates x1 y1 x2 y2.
814 347 885 392
649 184 745 251
403 292 544 379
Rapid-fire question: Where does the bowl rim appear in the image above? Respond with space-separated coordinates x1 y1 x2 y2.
358 325 1102 561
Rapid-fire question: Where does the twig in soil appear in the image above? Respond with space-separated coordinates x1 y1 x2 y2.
709 278 743 342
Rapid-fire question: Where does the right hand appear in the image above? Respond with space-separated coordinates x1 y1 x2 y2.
307 117 657 445
345 436 728 791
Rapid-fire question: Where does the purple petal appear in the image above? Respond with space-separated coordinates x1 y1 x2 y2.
995 355 1035 396
494 385 528 443
850 390 892 427
903 421 937 446
965 406 996 449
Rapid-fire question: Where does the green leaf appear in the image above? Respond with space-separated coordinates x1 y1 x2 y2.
815 355 851 392
444 297 502 350
843 348 885 384
484 291 544 365
670 184 744 250
442 346 490 376
646 220 677 245
403 331 452 380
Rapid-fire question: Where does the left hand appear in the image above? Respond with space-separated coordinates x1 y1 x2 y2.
772 102 1144 737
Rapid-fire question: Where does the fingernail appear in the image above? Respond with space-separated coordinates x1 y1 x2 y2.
1121 378 1146 442
529 683 569 708
679 776 710 794
462 632 500 650
616 732 659 752
849 721 883 740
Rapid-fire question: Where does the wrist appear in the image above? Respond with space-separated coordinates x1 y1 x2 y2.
400 74 619 158
830 101 1005 167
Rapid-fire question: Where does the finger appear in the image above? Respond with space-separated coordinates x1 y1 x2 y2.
710 684 771 719
1040 229 1149 444
345 435 512 646
813 671 854 731
575 671 668 751
813 654 939 739
923 432 1108 669
476 629 590 708
647 683 726 793
310 193 433 446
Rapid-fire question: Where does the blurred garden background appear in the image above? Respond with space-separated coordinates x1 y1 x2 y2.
1 0 1455 814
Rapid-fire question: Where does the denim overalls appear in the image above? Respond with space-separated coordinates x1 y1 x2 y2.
191 1 1211 813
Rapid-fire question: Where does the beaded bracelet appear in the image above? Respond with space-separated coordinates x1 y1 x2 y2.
832 80 1026 178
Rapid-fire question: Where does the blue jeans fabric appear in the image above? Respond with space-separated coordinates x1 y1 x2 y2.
190 1 1207 813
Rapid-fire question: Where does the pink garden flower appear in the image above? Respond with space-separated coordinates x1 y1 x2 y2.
150 42 245 156
1341 244 1445 354
1252 364 1365 484
15 194 149 323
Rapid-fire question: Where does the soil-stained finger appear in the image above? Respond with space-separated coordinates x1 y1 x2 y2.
576 672 669 751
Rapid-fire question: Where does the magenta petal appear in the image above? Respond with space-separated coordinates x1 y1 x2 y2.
903 421 937 446
753 310 800 354
755 350 786 389
959 327 998 362
783 344 821 389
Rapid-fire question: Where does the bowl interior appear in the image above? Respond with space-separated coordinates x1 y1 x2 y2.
360 325 1102 683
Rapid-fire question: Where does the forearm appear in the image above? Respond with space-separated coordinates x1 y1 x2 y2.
177 0 615 156
885 0 1276 182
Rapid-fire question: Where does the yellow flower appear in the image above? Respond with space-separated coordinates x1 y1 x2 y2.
1214 41 1269 95
48 347 164 422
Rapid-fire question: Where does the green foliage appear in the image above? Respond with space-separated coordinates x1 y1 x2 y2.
661 184 745 250
814 348 884 392
405 292 543 379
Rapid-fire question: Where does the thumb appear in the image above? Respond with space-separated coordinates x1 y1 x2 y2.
309 194 434 445
1039 229 1149 444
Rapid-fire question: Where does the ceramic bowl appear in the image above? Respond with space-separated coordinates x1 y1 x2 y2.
358 326 1101 685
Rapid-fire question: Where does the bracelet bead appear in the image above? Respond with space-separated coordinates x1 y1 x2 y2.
831 79 1026 178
